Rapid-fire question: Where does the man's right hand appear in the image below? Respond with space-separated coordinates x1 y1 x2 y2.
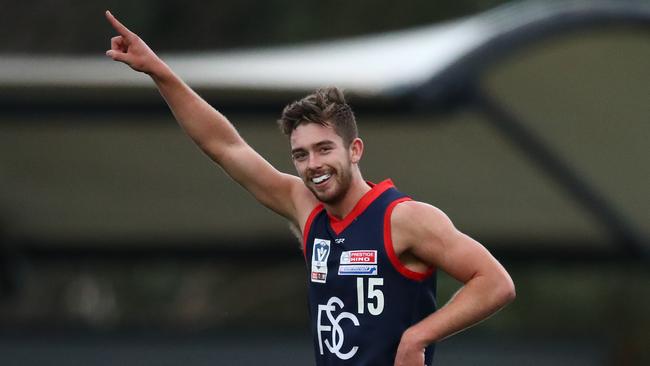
105 10 165 75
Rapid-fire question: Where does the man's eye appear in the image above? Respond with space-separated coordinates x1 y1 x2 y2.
320 147 332 153
293 153 307 161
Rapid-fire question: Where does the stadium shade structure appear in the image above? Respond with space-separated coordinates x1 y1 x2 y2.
0 0 648 262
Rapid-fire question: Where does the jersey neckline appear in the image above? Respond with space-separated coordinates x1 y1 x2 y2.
327 179 394 235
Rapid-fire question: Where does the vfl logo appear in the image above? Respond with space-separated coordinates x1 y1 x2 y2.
317 297 360 360
311 239 331 283
315 240 330 262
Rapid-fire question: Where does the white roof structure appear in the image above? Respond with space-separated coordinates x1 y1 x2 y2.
1 0 648 98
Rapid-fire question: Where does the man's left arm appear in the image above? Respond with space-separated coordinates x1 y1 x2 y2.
391 201 516 366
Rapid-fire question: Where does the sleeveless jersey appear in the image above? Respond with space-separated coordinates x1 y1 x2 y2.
303 179 437 366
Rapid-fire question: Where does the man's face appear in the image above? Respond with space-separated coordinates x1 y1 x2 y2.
290 123 354 204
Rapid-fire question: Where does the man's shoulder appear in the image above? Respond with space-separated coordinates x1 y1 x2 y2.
390 200 454 238
290 182 320 230
391 200 445 219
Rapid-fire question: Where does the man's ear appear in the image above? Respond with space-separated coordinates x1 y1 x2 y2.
349 138 364 164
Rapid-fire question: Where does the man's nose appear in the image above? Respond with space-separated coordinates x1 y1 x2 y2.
307 153 322 170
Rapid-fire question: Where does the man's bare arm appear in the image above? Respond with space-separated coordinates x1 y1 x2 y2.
104 11 316 225
391 201 515 365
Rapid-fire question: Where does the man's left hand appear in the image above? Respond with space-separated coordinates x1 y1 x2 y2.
394 329 426 366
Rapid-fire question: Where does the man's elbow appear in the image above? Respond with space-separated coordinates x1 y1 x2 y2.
496 273 516 306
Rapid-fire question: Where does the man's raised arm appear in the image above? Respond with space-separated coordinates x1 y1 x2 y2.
104 11 314 225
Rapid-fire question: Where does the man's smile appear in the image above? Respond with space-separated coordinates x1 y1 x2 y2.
312 173 332 185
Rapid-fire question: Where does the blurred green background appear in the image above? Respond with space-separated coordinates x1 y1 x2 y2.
0 1 648 365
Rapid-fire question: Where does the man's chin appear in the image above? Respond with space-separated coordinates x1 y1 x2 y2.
312 188 345 205
309 188 330 203
305 176 349 204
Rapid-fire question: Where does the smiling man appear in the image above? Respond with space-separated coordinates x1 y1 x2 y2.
105 10 515 366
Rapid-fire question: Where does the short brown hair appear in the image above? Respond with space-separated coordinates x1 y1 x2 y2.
278 87 358 146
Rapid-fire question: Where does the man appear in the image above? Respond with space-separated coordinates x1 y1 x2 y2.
105 10 515 366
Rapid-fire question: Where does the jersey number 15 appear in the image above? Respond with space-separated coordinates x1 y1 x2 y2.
356 277 384 315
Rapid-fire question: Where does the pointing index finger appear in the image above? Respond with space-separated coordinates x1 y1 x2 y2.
105 10 132 37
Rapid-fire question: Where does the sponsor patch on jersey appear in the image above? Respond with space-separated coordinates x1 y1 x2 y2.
340 250 377 265
338 265 378 276
311 271 328 282
311 238 331 283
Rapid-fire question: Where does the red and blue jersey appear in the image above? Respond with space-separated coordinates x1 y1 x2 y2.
303 179 437 366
